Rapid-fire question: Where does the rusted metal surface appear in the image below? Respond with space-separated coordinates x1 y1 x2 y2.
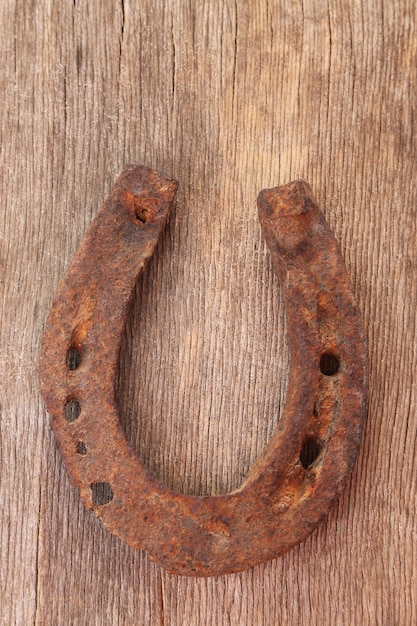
39 166 368 576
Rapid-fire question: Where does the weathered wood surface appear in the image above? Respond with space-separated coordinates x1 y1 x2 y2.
1 0 416 624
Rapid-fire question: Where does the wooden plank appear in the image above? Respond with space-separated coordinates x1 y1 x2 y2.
1 0 416 624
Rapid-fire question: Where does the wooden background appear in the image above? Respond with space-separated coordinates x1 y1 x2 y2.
1 0 416 624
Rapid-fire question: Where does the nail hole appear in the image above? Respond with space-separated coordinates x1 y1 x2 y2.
134 208 148 224
91 482 113 505
76 441 87 455
300 437 322 469
320 352 339 376
64 399 81 423
66 347 81 370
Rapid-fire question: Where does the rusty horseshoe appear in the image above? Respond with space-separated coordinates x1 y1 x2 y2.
39 165 367 576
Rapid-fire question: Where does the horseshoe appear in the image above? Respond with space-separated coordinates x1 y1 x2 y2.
39 165 367 576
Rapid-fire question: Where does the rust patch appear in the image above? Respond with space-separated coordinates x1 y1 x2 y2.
39 168 367 576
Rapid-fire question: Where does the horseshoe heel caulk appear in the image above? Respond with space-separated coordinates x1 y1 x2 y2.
39 165 367 576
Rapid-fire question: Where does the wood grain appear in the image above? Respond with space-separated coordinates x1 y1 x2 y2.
1 0 416 624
